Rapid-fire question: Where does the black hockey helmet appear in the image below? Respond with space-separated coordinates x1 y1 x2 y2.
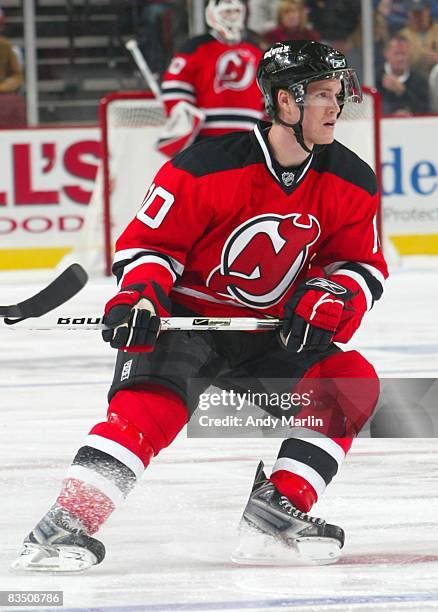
257 40 362 118
257 41 362 153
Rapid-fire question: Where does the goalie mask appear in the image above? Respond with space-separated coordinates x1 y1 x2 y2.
257 40 362 152
205 0 246 43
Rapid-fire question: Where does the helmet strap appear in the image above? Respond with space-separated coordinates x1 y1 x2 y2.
279 103 333 155
275 106 316 155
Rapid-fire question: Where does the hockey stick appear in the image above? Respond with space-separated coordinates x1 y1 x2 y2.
125 39 163 101
0 264 88 322
3 315 282 331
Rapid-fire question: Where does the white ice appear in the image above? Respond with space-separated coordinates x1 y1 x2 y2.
0 261 438 612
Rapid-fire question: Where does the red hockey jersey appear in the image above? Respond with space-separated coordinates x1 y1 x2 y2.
113 122 388 341
161 33 264 137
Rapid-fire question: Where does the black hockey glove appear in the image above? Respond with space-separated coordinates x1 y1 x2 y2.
280 277 356 353
102 282 171 352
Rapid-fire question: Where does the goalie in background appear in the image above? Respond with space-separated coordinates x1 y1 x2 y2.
157 0 265 157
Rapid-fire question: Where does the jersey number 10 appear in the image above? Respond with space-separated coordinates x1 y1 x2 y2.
136 183 175 229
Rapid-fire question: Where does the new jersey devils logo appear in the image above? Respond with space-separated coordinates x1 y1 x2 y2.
214 50 257 93
207 214 321 308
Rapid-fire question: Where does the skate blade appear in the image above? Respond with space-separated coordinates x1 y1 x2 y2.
10 543 97 573
231 523 342 566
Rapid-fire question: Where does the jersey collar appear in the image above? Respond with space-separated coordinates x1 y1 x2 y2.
253 121 314 193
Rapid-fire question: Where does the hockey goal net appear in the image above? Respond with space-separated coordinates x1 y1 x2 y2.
69 88 382 276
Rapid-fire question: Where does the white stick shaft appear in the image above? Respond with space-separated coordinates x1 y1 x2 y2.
3 316 282 331
125 39 162 100
165 317 281 331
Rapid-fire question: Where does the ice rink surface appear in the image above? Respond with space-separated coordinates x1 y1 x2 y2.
0 261 438 612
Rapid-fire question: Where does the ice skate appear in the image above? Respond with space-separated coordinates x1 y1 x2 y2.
232 462 344 566
11 505 105 573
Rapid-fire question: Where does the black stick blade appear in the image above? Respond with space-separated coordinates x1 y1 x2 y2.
0 264 88 319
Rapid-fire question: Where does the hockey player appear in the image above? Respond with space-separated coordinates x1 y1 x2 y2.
157 0 265 156
12 40 387 572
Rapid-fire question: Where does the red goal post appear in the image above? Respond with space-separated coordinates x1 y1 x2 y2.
91 87 382 276
100 91 166 276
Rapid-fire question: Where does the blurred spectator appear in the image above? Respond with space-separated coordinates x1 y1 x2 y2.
247 0 281 35
0 7 26 127
431 0 438 18
376 0 438 33
0 5 22 66
306 0 361 54
139 0 180 77
346 9 389 83
159 0 264 157
399 0 438 78
375 0 409 33
374 0 438 35
376 34 430 114
263 0 320 47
